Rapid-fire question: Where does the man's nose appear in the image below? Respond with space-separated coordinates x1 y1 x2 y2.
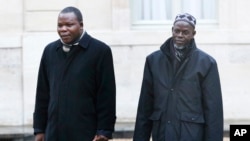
177 32 183 36
59 26 67 31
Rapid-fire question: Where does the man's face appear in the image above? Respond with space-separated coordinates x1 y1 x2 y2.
172 21 196 47
57 12 83 44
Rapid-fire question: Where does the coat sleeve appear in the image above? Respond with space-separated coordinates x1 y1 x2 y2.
133 58 154 141
202 60 224 141
96 46 116 132
33 48 50 132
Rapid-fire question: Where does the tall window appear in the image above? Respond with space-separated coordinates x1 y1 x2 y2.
131 0 217 28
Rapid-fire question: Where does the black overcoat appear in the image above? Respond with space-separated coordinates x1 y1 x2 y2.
133 38 223 141
33 32 116 141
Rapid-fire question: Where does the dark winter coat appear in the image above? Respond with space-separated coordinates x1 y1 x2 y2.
33 32 116 141
133 37 223 141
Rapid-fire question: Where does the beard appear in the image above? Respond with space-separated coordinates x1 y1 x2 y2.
174 44 186 50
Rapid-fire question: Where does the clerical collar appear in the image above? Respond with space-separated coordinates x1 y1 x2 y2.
61 30 85 52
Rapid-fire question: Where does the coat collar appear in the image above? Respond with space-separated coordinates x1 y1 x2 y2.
160 37 197 57
55 31 92 51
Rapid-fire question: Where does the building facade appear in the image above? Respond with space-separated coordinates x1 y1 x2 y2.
0 0 250 135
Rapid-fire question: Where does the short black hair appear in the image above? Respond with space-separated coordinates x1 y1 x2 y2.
60 6 83 22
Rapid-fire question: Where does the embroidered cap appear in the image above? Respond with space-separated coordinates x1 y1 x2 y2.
174 13 196 28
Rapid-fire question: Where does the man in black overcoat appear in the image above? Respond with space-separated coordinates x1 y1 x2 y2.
33 6 116 141
133 13 223 141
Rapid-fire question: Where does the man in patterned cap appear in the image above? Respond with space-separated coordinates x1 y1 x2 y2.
133 13 224 141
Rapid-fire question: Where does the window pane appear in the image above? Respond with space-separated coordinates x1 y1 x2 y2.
132 0 217 24
203 0 217 19
181 0 216 19
181 0 202 18
152 0 167 20
142 0 151 20
132 0 173 21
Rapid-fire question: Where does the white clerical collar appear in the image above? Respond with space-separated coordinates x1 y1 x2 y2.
62 30 85 52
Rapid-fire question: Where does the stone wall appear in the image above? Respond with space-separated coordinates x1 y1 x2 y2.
0 0 250 134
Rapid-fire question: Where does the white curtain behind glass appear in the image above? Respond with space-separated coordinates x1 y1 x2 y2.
133 0 217 21
139 0 172 20
182 0 216 20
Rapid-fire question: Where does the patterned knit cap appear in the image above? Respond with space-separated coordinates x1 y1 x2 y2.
174 13 196 28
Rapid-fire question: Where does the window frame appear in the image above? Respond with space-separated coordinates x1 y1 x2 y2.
130 0 219 29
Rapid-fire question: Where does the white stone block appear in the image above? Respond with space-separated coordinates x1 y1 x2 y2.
22 33 58 124
25 12 58 32
0 48 23 125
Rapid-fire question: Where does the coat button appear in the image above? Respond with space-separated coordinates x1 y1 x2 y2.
167 120 171 123
191 118 195 120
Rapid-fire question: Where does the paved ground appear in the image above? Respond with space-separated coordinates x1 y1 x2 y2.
0 126 230 141
111 137 229 141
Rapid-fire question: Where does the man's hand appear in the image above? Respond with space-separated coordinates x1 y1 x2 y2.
92 135 109 141
35 133 45 141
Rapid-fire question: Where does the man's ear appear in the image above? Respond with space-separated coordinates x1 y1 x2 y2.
80 22 84 29
193 30 196 36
